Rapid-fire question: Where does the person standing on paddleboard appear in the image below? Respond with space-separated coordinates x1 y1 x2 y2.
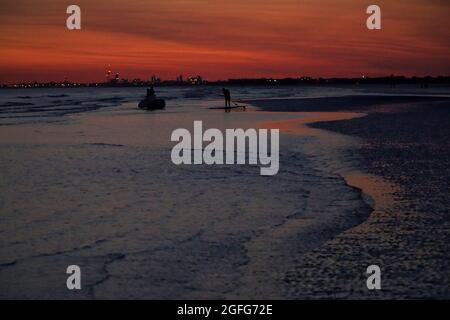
222 88 231 109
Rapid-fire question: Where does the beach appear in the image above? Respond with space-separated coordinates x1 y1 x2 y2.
0 86 449 299
249 93 450 298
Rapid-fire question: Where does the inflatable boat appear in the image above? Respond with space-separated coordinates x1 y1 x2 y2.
138 98 166 110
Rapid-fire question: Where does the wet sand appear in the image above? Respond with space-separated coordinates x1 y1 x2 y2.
249 94 450 299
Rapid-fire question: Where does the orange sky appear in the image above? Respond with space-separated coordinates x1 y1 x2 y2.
0 0 449 83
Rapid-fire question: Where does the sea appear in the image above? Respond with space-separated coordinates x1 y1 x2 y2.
0 85 371 299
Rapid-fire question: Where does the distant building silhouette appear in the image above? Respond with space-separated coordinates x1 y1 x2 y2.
150 75 161 85
187 75 203 85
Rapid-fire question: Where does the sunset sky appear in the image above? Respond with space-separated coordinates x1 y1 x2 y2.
0 0 449 83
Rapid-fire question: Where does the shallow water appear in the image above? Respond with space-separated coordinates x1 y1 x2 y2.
0 85 367 126
0 87 371 299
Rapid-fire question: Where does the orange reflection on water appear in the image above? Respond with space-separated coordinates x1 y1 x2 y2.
260 111 365 135
260 110 399 214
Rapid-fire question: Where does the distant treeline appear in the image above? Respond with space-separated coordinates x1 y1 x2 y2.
219 76 450 86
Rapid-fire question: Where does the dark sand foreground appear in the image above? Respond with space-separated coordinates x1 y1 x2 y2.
250 94 450 299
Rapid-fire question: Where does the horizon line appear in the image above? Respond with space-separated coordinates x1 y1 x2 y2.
2 75 450 87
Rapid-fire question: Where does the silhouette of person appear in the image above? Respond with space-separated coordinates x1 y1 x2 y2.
147 86 155 100
222 88 231 109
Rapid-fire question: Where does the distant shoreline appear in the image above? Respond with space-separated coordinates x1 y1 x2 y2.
2 76 450 89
